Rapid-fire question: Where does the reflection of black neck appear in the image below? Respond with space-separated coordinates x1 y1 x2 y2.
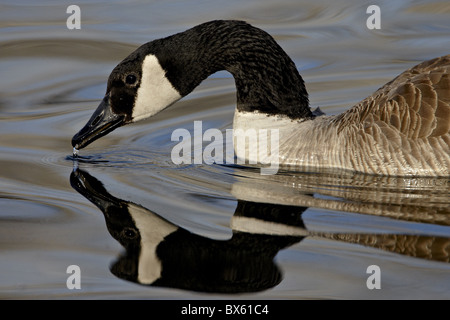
150 230 300 293
235 200 308 228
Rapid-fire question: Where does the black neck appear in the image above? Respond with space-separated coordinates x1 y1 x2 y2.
148 20 312 120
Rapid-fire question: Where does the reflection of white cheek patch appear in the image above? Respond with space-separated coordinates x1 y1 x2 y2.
132 54 182 122
127 203 178 285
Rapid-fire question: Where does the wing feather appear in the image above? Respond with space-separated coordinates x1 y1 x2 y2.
332 55 450 175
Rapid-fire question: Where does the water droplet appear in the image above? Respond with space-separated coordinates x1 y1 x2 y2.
72 158 79 172
73 147 79 158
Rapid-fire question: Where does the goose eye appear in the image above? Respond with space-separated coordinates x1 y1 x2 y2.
125 74 137 85
122 227 137 239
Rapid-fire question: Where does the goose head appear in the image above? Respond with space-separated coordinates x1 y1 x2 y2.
72 20 311 150
71 48 183 149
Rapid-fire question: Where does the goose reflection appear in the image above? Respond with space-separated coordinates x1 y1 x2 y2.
70 168 304 293
70 168 449 294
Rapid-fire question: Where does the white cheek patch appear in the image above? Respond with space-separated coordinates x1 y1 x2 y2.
132 54 182 122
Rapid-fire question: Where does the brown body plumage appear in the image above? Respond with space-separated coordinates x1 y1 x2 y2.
235 55 450 176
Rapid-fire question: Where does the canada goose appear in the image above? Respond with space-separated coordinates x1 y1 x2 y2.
72 20 450 176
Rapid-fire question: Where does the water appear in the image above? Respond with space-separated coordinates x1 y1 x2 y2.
1 0 449 299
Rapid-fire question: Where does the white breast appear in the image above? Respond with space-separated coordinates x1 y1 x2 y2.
232 110 345 173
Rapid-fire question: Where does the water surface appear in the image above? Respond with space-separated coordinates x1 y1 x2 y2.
0 0 449 299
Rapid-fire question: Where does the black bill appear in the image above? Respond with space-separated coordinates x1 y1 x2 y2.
72 93 125 149
70 168 122 212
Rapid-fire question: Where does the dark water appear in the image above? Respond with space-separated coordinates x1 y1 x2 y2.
0 0 449 299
